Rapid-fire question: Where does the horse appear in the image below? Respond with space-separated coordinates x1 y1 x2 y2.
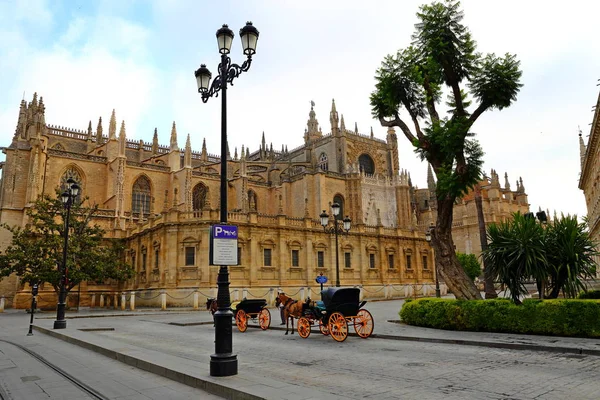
206 298 217 326
275 293 313 335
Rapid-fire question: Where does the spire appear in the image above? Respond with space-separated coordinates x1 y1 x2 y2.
427 164 436 192
234 147 238 160
261 131 266 150
330 98 339 131
108 109 117 140
152 128 159 155
118 121 126 156
241 145 245 160
490 169 500 187
370 126 374 138
170 121 178 151
519 176 525 193
87 121 93 141
184 134 192 167
96 117 103 144
503 172 510 190
227 140 231 160
305 100 321 143
579 126 587 169
340 114 346 132
246 147 250 159
354 122 358 134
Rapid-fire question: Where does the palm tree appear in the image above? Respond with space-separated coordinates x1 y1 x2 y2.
483 213 547 304
545 215 597 298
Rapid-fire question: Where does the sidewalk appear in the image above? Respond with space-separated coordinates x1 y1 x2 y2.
6 298 600 399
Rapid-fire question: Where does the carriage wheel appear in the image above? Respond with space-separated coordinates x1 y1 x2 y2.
259 308 271 330
235 310 248 332
297 317 311 339
328 312 348 342
354 309 374 338
318 319 329 336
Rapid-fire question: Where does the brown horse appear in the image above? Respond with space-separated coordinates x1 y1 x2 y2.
206 298 217 326
275 293 312 335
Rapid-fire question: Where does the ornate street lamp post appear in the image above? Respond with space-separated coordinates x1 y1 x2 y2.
54 177 79 329
425 223 441 298
320 203 351 287
194 22 259 377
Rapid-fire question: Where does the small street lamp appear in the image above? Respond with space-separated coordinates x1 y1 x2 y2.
195 22 259 377
320 203 351 287
425 223 441 298
54 178 79 329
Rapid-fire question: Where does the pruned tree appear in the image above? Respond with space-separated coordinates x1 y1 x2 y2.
370 0 522 299
0 192 134 294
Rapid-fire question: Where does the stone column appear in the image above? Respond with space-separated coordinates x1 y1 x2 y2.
0 296 4 312
300 287 305 302
99 294 105 308
121 292 126 310
90 293 96 309
233 289 239 302
113 293 118 309
160 290 167 310
130 291 136 311
269 288 275 307
242 288 248 299
193 290 199 310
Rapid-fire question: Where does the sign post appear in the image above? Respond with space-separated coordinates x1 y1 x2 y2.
315 273 328 299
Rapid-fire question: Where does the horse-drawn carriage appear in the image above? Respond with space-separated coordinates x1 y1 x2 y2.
231 298 271 332
296 287 374 342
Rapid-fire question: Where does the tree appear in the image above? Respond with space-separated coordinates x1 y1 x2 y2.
0 192 133 294
370 0 522 299
483 212 598 303
456 252 481 282
483 213 547 304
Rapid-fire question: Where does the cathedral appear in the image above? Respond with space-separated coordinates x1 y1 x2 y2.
0 94 529 308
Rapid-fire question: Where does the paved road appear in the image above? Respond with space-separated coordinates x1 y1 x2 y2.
0 313 223 399
46 309 600 400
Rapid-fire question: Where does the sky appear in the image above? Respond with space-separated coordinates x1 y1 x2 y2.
0 0 598 219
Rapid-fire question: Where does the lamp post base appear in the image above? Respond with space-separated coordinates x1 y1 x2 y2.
435 288 441 298
210 353 238 376
53 320 66 329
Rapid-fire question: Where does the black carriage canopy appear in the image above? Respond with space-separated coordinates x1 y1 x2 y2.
234 298 267 313
320 287 366 316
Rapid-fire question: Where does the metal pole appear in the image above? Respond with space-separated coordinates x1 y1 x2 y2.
27 292 37 336
334 219 340 287
210 52 238 377
54 198 71 329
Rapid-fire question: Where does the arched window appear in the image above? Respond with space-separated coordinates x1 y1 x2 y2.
248 189 258 212
333 194 345 220
60 167 83 203
132 176 151 216
318 152 328 171
358 154 375 175
193 183 208 216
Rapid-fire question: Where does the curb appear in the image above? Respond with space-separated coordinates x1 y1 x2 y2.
33 325 265 400
248 324 600 357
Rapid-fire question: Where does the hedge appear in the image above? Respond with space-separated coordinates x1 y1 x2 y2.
399 298 600 338
578 290 600 299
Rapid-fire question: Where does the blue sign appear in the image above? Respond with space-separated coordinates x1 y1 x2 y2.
316 275 328 284
213 225 238 239
210 224 239 265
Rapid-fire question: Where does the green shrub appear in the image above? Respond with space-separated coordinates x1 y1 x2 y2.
399 298 600 337
456 252 482 281
578 290 600 299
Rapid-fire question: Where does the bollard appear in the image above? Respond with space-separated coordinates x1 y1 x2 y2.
384 285 389 299
306 286 312 301
242 288 248 299
233 289 239 302
269 288 274 307
130 291 136 311
121 293 126 311
0 296 5 313
99 294 105 308
90 293 96 309
113 293 118 309
160 290 167 310
193 291 199 310
300 287 305 302
359 285 364 301
404 285 409 298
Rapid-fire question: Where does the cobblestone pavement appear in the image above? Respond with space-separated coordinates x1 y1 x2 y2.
45 310 600 400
